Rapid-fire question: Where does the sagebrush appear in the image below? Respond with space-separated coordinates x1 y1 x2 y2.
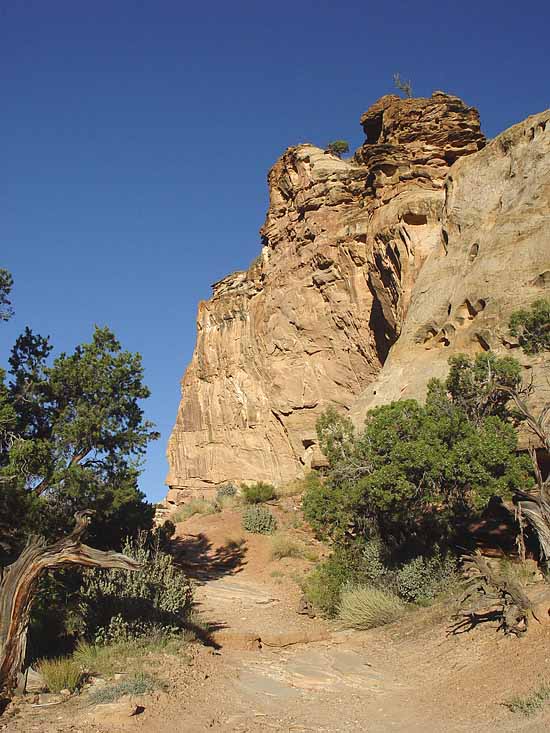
242 505 278 534
395 555 458 603
216 483 237 500
89 672 161 703
79 533 193 643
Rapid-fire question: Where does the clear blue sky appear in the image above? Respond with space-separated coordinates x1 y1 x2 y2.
2 0 549 503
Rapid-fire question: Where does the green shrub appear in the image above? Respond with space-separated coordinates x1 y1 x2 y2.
242 505 277 534
505 680 550 716
270 533 305 560
303 557 349 617
302 541 383 617
338 585 405 630
172 498 217 522
79 533 193 643
89 672 161 703
37 657 82 693
242 481 276 504
216 483 238 500
395 555 458 604
509 298 550 354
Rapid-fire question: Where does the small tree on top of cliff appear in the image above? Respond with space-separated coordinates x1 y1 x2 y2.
393 73 413 99
325 140 350 158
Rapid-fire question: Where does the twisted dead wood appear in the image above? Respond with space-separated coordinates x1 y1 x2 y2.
0 510 140 694
451 552 534 635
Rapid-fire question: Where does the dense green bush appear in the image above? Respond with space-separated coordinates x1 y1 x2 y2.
78 533 193 643
242 505 277 534
509 298 550 354
303 354 532 552
338 585 405 630
242 481 276 504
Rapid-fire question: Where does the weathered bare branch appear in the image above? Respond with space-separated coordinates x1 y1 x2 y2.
0 511 140 694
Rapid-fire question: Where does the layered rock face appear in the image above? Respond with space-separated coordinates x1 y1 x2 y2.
350 108 550 428
165 92 485 505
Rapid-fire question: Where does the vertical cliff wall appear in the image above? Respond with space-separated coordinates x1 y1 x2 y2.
165 92 485 505
349 108 550 427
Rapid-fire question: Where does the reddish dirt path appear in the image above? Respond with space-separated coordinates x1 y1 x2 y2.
4 508 550 732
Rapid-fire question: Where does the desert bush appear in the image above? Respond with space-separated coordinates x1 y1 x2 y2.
395 554 458 604
338 585 405 630
89 672 161 703
37 656 82 692
242 481 276 504
216 483 238 500
172 498 217 522
509 298 550 354
270 533 305 560
79 533 193 643
242 505 277 534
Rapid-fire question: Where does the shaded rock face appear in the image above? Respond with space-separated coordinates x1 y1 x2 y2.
166 92 485 504
350 109 550 428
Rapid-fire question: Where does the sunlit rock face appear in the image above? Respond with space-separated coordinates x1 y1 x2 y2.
350 108 550 433
165 92 486 505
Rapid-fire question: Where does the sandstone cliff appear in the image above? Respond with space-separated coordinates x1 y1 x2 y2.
349 108 550 428
165 92 485 504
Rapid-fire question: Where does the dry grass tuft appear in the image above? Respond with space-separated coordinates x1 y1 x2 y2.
37 657 82 693
172 498 217 522
338 585 405 630
270 532 306 560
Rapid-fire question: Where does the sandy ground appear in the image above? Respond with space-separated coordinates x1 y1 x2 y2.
3 504 550 732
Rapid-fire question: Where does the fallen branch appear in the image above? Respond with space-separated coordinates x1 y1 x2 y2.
451 552 534 635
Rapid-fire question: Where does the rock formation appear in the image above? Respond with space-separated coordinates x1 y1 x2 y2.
349 108 550 428
165 92 486 505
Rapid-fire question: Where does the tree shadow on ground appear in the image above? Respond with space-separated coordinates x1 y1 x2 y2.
171 533 248 582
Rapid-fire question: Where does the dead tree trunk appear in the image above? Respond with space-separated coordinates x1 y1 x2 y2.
0 511 140 694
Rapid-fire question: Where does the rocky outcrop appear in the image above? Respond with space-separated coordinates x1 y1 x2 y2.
165 92 485 505
350 108 550 428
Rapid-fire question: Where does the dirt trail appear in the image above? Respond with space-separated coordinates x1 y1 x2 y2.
163 511 550 732
4 510 550 732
